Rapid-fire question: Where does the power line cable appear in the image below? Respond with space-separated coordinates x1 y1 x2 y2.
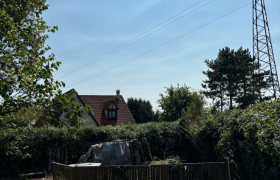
58 0 209 80
64 2 252 89
58 0 168 62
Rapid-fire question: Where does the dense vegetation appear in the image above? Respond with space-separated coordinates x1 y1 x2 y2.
191 100 280 179
127 97 157 123
0 0 90 128
158 84 205 122
0 121 191 174
202 47 271 111
0 105 43 128
1 100 280 179
127 84 205 123
1 1 278 180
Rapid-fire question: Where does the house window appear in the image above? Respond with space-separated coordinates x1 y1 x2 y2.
108 103 117 120
90 110 95 116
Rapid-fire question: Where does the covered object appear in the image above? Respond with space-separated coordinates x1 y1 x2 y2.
78 139 148 166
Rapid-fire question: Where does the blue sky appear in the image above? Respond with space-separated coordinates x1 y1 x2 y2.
43 0 280 110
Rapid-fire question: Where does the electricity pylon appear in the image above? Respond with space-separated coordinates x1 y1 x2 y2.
253 0 280 100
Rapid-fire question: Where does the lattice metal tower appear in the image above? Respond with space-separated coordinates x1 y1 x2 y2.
253 0 280 100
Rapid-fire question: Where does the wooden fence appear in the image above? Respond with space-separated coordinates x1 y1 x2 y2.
53 162 233 180
151 163 233 180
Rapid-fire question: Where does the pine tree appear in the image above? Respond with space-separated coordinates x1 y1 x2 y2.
235 47 255 108
202 57 226 111
202 46 272 111
217 47 239 110
127 97 154 123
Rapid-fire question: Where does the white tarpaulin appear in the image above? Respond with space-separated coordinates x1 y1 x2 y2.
69 163 101 167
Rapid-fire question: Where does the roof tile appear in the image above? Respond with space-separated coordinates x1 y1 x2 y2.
78 95 136 126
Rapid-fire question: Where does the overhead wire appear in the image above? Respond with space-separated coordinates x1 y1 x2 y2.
57 0 210 80
64 2 252 89
58 0 168 62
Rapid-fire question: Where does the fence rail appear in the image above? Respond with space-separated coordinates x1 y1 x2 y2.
53 162 233 180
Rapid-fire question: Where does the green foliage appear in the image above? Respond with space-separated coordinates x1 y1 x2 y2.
127 97 155 123
217 100 280 179
202 46 271 111
0 1 89 127
157 84 205 122
0 0 58 114
2 99 280 179
189 111 225 162
186 91 206 119
0 121 192 172
46 90 91 128
0 104 43 128
188 100 280 179
153 109 161 122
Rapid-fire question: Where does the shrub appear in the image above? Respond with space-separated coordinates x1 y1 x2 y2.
2 100 280 180
217 100 280 179
0 121 192 172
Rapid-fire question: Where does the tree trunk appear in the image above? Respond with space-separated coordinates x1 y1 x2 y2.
220 84 223 112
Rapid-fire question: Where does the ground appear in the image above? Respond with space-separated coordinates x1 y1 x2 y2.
27 175 52 180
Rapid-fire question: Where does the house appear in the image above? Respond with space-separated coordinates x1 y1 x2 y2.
35 89 136 127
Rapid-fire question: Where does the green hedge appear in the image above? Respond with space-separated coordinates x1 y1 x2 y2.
190 100 280 180
217 100 280 180
2 100 280 180
0 121 193 173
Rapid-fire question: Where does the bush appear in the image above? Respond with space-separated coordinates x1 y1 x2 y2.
2 100 280 180
188 100 280 179
0 121 192 172
217 100 280 179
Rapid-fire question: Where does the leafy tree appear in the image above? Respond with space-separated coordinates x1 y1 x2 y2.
0 104 43 128
127 97 154 123
157 84 205 122
0 0 90 128
186 91 205 119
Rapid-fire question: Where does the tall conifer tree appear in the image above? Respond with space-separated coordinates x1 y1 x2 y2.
202 47 271 111
127 97 154 123
235 47 255 108
202 59 226 111
217 47 239 110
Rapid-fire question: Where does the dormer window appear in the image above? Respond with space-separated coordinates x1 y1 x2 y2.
108 103 117 120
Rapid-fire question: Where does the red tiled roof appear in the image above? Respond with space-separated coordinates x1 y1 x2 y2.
78 95 136 126
102 100 119 110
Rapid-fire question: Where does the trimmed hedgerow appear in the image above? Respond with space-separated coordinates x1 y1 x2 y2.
0 121 193 172
2 100 280 180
